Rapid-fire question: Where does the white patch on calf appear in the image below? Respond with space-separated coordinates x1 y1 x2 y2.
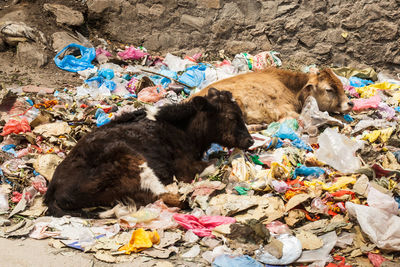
139 162 166 195
145 105 159 121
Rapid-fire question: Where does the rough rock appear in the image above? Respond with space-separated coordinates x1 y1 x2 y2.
225 41 257 55
197 0 221 9
43 4 84 26
149 4 166 17
86 0 123 14
16 42 48 67
51 32 82 52
180 15 207 31
369 21 398 41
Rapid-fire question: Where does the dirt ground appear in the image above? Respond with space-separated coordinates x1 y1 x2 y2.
0 238 143 267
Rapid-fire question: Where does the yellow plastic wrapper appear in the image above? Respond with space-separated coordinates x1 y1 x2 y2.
356 82 400 98
118 228 160 254
304 176 356 193
362 127 394 143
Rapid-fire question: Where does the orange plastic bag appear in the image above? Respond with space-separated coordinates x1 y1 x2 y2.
137 85 166 103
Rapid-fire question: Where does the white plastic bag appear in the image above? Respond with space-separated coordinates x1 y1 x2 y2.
255 234 302 265
346 202 400 251
315 128 363 173
163 53 193 72
367 187 398 215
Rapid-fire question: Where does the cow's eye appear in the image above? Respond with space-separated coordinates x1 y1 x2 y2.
325 87 333 91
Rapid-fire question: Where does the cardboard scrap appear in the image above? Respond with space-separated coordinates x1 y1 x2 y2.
296 230 324 250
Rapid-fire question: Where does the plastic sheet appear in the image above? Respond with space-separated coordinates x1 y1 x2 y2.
137 85 167 103
315 128 362 173
349 76 373 87
163 53 194 72
173 214 236 237
255 234 302 265
118 228 160 254
117 46 148 60
213 255 263 267
95 108 112 127
367 187 398 215
178 65 206 88
346 202 400 251
1 118 31 136
352 95 381 111
293 165 325 179
54 43 96 72
299 96 344 133
296 231 338 264
368 252 388 267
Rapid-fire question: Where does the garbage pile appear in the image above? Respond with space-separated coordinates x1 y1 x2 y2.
1 42 400 266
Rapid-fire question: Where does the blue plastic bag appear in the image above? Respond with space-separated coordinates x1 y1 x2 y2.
293 165 325 179
291 138 312 151
178 65 206 88
1 144 17 157
85 76 116 92
54 43 96 72
212 255 263 267
349 76 373 88
98 68 114 80
343 114 354 122
95 109 111 127
274 123 298 141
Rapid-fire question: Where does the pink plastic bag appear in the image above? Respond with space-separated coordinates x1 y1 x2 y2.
1 117 31 136
368 252 388 267
117 46 148 60
344 85 359 98
265 221 291 235
137 85 167 103
32 175 47 195
352 95 381 111
173 214 236 237
96 47 112 57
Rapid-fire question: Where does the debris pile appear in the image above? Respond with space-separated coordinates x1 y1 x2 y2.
1 42 400 266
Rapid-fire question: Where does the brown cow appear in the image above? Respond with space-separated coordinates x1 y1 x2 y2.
189 68 353 124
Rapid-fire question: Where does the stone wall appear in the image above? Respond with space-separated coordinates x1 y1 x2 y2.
85 0 400 70
4 0 400 71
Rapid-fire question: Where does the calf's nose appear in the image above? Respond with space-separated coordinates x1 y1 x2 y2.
245 137 254 148
348 101 354 107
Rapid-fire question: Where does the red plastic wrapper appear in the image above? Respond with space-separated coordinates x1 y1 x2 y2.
137 85 167 103
1 117 31 136
11 192 22 203
173 213 235 237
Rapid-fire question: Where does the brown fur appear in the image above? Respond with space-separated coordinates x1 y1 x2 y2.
189 68 351 124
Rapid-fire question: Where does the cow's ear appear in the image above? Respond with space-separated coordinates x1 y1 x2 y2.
208 88 220 97
298 83 315 104
192 96 209 111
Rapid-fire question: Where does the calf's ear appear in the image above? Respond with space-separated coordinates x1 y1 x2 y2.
298 83 316 104
208 88 220 97
192 96 209 111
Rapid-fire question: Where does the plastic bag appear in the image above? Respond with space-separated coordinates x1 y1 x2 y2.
299 96 344 133
293 165 325 179
367 187 398 215
315 128 363 173
0 187 9 211
368 252 388 267
95 108 112 127
117 46 148 60
137 85 167 103
173 214 236 237
346 202 400 251
1 117 31 136
178 65 206 88
349 76 373 87
252 51 282 70
265 221 291 235
255 234 302 265
98 68 114 80
274 123 298 140
213 255 263 267
352 95 381 111
54 43 96 72
163 53 194 72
